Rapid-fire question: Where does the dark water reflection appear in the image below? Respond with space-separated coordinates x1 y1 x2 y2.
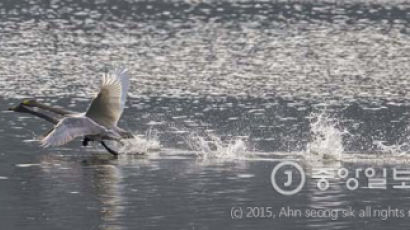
3 147 410 229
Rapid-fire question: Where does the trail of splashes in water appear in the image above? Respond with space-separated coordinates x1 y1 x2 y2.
306 112 346 161
187 133 251 160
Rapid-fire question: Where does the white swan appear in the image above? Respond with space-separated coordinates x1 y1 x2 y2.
9 67 133 155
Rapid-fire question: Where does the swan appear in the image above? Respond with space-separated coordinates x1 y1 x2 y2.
8 67 134 156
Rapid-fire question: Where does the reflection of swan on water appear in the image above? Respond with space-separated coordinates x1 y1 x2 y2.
37 154 125 230
9 67 134 155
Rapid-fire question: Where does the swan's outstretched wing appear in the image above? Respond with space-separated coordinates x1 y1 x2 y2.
41 116 107 147
85 67 130 128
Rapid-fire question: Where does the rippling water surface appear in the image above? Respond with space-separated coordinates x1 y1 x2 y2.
1 0 410 229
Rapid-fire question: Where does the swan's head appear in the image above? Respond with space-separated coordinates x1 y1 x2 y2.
21 99 38 107
8 99 38 112
8 99 39 112
8 103 29 112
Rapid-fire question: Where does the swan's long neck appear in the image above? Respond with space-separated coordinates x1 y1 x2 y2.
9 104 59 124
23 100 73 116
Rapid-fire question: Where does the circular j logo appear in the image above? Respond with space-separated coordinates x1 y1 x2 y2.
271 161 306 196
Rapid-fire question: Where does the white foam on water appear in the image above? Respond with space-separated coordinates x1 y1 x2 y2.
306 112 346 161
187 132 252 160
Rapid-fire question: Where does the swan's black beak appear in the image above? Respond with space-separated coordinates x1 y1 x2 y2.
8 100 36 111
8 104 21 111
8 103 29 112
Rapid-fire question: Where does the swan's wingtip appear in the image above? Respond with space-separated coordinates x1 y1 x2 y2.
40 138 50 148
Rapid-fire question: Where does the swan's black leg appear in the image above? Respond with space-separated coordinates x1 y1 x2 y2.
82 137 90 146
100 141 119 156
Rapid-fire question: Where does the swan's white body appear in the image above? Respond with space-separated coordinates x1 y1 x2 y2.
41 67 130 147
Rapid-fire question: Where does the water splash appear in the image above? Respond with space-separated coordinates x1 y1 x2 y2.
373 141 409 156
187 133 251 160
306 112 345 161
372 123 410 156
118 128 161 155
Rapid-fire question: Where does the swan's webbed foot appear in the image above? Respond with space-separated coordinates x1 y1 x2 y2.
100 141 119 156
